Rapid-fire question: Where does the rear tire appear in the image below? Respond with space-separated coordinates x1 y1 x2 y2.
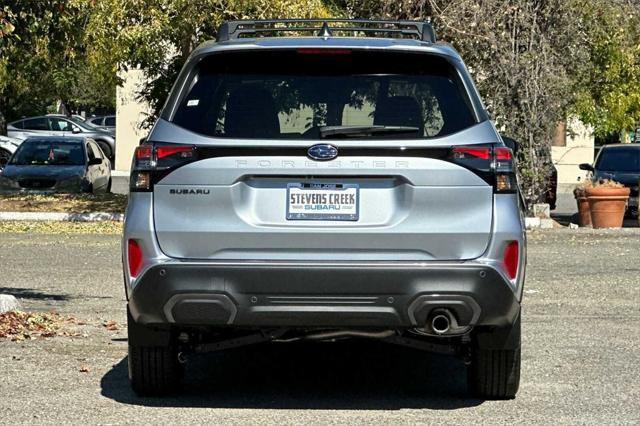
128 344 182 396
127 313 182 396
467 346 520 399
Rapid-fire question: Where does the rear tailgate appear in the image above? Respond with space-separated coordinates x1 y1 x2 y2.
153 154 493 261
149 46 497 262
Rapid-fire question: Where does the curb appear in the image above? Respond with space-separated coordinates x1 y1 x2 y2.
525 217 554 229
0 212 124 222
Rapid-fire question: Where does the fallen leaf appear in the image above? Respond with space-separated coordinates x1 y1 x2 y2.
103 320 118 331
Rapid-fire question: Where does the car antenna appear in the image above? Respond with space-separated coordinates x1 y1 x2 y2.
318 21 332 38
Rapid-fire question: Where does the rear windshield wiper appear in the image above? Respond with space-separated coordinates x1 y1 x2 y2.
319 125 420 139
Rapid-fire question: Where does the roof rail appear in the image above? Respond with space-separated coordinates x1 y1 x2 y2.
216 19 436 43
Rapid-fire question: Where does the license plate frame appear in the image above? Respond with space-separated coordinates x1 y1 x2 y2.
286 183 359 221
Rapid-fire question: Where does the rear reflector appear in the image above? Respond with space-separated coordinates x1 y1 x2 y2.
503 241 519 280
127 239 143 278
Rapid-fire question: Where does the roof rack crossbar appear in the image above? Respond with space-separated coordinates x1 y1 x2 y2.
216 18 436 43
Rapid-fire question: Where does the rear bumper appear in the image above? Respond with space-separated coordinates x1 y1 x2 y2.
128 261 520 329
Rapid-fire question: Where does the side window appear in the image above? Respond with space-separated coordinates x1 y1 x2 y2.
89 142 103 159
11 120 24 129
86 144 96 161
49 118 73 132
90 117 102 126
22 118 49 131
104 116 115 126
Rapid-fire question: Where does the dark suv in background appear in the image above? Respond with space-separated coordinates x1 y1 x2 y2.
581 144 640 216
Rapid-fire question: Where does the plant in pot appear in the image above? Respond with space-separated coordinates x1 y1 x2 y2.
573 183 591 227
585 178 630 228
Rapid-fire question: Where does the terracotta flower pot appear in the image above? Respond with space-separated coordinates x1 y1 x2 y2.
585 186 630 229
573 188 591 227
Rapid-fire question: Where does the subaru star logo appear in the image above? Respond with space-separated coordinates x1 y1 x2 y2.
307 144 338 161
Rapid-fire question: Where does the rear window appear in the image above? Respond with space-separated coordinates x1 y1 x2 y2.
596 147 640 172
10 142 85 166
172 50 476 139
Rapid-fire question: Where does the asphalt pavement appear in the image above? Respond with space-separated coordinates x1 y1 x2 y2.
0 230 638 424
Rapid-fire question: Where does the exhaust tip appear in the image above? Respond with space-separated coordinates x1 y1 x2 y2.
431 314 451 335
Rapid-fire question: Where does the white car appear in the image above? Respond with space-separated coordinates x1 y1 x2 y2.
0 135 21 170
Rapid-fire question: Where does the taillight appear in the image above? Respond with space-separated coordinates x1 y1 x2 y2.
451 146 490 160
156 145 194 160
449 145 517 193
127 239 143 278
502 241 519 280
130 143 197 191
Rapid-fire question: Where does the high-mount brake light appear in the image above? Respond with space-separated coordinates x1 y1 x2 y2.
130 144 197 192
296 48 352 55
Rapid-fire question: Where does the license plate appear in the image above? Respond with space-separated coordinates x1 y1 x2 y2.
286 183 359 221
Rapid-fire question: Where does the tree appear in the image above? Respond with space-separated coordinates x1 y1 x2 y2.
0 0 116 131
342 0 579 208
572 0 640 139
83 0 336 127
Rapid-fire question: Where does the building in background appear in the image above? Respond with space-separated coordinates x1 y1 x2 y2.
551 118 594 190
115 69 151 171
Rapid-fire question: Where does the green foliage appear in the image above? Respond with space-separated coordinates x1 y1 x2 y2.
572 0 640 138
0 0 116 128
343 0 579 207
83 0 334 127
0 0 638 204
342 0 640 207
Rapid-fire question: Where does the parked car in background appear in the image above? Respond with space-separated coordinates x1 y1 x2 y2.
0 137 111 193
87 115 116 129
46 113 87 122
7 115 116 166
0 135 22 170
580 144 640 216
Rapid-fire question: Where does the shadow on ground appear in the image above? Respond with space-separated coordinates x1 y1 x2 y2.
0 287 70 301
101 340 483 410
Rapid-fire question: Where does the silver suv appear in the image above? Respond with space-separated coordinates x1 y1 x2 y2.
123 19 526 399
8 115 116 164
